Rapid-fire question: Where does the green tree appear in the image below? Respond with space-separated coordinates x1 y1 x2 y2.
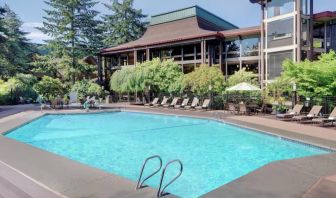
38 0 103 82
102 0 148 46
282 50 336 98
0 4 32 78
226 68 258 87
182 65 225 96
33 76 65 101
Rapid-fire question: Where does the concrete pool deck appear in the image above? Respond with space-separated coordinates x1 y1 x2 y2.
0 104 336 197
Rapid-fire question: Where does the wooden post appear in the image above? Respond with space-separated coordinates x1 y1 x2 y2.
181 46 184 73
208 44 211 66
146 48 150 61
194 44 197 69
97 55 103 85
134 50 137 66
201 39 205 64
219 41 223 70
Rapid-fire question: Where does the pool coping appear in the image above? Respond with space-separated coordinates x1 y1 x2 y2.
0 107 336 197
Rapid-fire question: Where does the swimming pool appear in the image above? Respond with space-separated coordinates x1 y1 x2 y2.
5 111 329 198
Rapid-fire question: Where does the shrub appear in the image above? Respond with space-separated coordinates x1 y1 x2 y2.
226 68 258 87
33 76 65 101
182 65 225 96
71 79 103 99
0 74 38 104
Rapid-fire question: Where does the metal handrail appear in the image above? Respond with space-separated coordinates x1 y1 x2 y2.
157 160 183 197
136 155 163 189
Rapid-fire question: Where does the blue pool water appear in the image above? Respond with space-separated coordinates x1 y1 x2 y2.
6 112 329 197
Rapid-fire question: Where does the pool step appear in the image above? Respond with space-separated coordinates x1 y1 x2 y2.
136 156 183 198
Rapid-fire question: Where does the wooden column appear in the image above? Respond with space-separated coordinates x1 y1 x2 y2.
97 55 103 85
134 50 137 66
194 44 197 69
201 39 205 64
181 46 184 73
146 48 150 61
208 44 211 66
219 41 223 72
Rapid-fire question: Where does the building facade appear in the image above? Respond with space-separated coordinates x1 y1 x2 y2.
97 0 336 87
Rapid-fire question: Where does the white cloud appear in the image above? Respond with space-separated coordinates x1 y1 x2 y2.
21 22 49 43
22 22 43 28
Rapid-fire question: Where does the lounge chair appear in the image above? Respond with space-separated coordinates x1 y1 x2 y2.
291 105 323 122
312 107 336 126
154 97 169 107
195 99 210 111
145 97 159 106
185 97 199 110
163 97 179 108
276 104 303 119
175 98 190 109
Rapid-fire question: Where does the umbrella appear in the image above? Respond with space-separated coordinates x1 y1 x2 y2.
226 82 261 91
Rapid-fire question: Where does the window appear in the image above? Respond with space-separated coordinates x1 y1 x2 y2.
267 17 294 48
225 40 240 58
241 37 259 57
267 50 293 79
267 0 294 18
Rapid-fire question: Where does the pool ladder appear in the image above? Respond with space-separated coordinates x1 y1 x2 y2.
136 155 183 197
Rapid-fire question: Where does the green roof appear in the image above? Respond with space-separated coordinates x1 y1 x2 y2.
149 6 238 30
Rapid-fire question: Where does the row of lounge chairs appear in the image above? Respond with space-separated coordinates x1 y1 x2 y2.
145 97 210 110
276 104 336 126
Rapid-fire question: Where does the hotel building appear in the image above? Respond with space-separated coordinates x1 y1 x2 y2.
97 0 336 87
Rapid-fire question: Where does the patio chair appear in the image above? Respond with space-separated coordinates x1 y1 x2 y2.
175 98 190 109
312 107 336 126
238 103 248 115
276 104 303 120
228 103 237 114
164 97 179 108
145 97 159 106
185 97 199 110
195 99 210 111
291 105 323 122
154 97 169 107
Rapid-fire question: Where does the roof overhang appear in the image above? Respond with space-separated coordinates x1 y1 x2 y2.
314 11 336 22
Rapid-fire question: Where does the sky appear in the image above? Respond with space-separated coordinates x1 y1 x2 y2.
2 0 336 43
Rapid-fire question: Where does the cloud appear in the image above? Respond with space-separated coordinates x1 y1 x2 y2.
22 22 43 28
22 22 49 43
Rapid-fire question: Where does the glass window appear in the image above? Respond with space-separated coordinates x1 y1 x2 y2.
267 0 294 18
301 0 311 15
267 17 294 48
241 37 259 57
267 50 293 79
225 40 240 58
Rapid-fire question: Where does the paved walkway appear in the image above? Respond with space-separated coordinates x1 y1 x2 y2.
0 103 336 198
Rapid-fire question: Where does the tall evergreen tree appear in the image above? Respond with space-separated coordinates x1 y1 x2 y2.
102 0 148 47
0 4 32 78
38 0 103 82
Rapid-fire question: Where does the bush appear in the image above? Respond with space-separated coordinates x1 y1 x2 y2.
182 65 225 96
226 68 258 87
0 74 38 104
110 58 183 94
33 76 65 101
71 79 103 99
